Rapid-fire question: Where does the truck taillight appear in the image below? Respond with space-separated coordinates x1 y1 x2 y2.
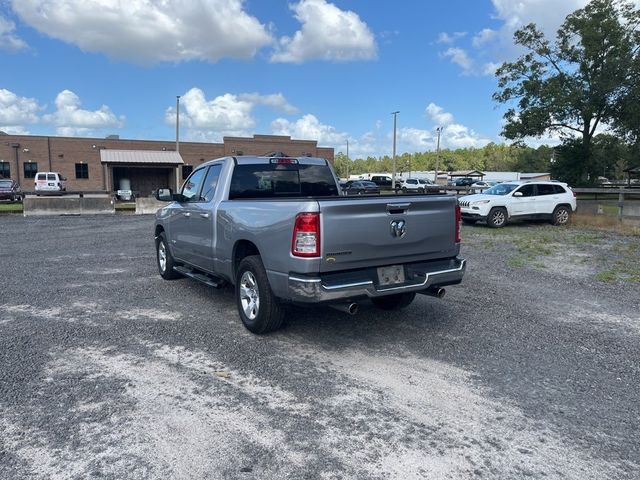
455 204 461 243
292 213 320 257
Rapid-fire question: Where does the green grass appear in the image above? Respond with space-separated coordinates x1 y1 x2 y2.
0 203 23 213
596 270 618 282
115 202 136 211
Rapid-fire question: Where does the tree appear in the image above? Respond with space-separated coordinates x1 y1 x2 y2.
494 0 639 184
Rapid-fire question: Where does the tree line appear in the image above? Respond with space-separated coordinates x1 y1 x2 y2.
335 134 634 183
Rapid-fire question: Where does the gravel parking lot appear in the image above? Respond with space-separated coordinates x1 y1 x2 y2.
1 215 639 479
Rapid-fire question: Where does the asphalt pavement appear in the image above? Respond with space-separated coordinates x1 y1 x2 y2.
0 215 638 479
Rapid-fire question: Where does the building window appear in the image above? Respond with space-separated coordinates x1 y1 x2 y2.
182 165 193 179
75 163 89 179
24 162 38 179
0 162 9 178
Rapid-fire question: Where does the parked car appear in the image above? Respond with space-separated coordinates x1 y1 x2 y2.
449 177 476 187
370 175 393 188
34 172 67 193
0 179 23 202
343 180 380 195
459 181 576 228
154 156 465 333
399 178 433 193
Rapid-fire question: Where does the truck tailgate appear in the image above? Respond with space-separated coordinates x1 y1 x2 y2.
318 195 458 273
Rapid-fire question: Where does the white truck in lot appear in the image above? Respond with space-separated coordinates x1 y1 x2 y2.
459 181 576 227
154 156 466 333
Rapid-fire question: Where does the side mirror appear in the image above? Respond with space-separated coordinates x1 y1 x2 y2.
513 191 523 197
155 188 174 202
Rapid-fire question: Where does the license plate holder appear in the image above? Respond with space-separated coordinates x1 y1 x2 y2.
377 265 405 287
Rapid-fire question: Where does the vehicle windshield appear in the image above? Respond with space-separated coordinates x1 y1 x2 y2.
0 180 12 188
483 183 518 195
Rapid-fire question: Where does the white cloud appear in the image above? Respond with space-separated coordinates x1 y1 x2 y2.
442 47 474 74
271 114 348 145
490 0 588 37
426 103 454 126
440 1 591 76
238 93 298 115
472 28 497 48
0 89 41 128
437 32 466 44
0 15 27 51
168 88 298 142
271 0 376 63
43 90 124 136
11 0 273 64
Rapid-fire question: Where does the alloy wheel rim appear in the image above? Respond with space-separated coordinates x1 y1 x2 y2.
240 271 260 320
557 209 569 224
158 242 167 272
493 210 505 225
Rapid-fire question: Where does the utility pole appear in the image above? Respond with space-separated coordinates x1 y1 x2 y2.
391 111 399 190
435 126 442 184
176 95 181 153
346 139 349 179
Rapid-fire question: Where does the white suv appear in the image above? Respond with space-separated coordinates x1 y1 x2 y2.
398 178 433 193
459 181 576 228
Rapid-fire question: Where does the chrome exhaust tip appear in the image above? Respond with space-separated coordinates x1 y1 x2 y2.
420 287 446 299
329 302 359 315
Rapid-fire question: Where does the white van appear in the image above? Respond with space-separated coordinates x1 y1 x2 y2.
34 172 67 193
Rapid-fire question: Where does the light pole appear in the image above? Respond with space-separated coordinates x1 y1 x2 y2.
176 95 181 153
434 126 442 184
391 111 399 190
346 138 349 179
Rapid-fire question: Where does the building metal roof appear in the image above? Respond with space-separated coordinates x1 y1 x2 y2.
100 150 184 165
448 170 485 178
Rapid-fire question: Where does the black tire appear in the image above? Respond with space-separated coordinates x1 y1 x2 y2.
156 232 182 280
552 205 571 226
418 188 425 194
371 292 416 310
402 187 407 193
462 218 477 225
487 207 507 228
236 255 284 334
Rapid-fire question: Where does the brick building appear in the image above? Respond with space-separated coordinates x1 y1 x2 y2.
0 133 334 195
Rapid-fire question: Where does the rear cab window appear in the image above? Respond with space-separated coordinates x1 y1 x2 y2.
229 160 339 199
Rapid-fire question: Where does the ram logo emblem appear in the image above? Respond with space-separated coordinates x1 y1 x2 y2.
390 219 406 238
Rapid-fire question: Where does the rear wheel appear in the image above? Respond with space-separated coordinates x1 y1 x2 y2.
487 207 507 228
371 292 416 310
552 205 571 225
156 232 182 280
418 187 425 194
236 255 284 334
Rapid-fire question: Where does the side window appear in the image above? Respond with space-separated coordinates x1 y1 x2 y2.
181 168 206 202
515 184 536 197
201 164 223 202
537 184 556 195
553 185 567 194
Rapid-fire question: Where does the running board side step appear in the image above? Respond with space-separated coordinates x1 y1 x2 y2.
173 266 225 288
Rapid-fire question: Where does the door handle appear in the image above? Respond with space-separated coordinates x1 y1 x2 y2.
183 212 191 217
199 213 210 219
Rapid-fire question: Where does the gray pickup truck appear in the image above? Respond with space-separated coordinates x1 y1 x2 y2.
154 156 465 333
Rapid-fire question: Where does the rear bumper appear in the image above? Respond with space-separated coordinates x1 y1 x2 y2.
286 257 466 303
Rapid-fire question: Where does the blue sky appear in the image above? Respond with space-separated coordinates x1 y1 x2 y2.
0 0 589 158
